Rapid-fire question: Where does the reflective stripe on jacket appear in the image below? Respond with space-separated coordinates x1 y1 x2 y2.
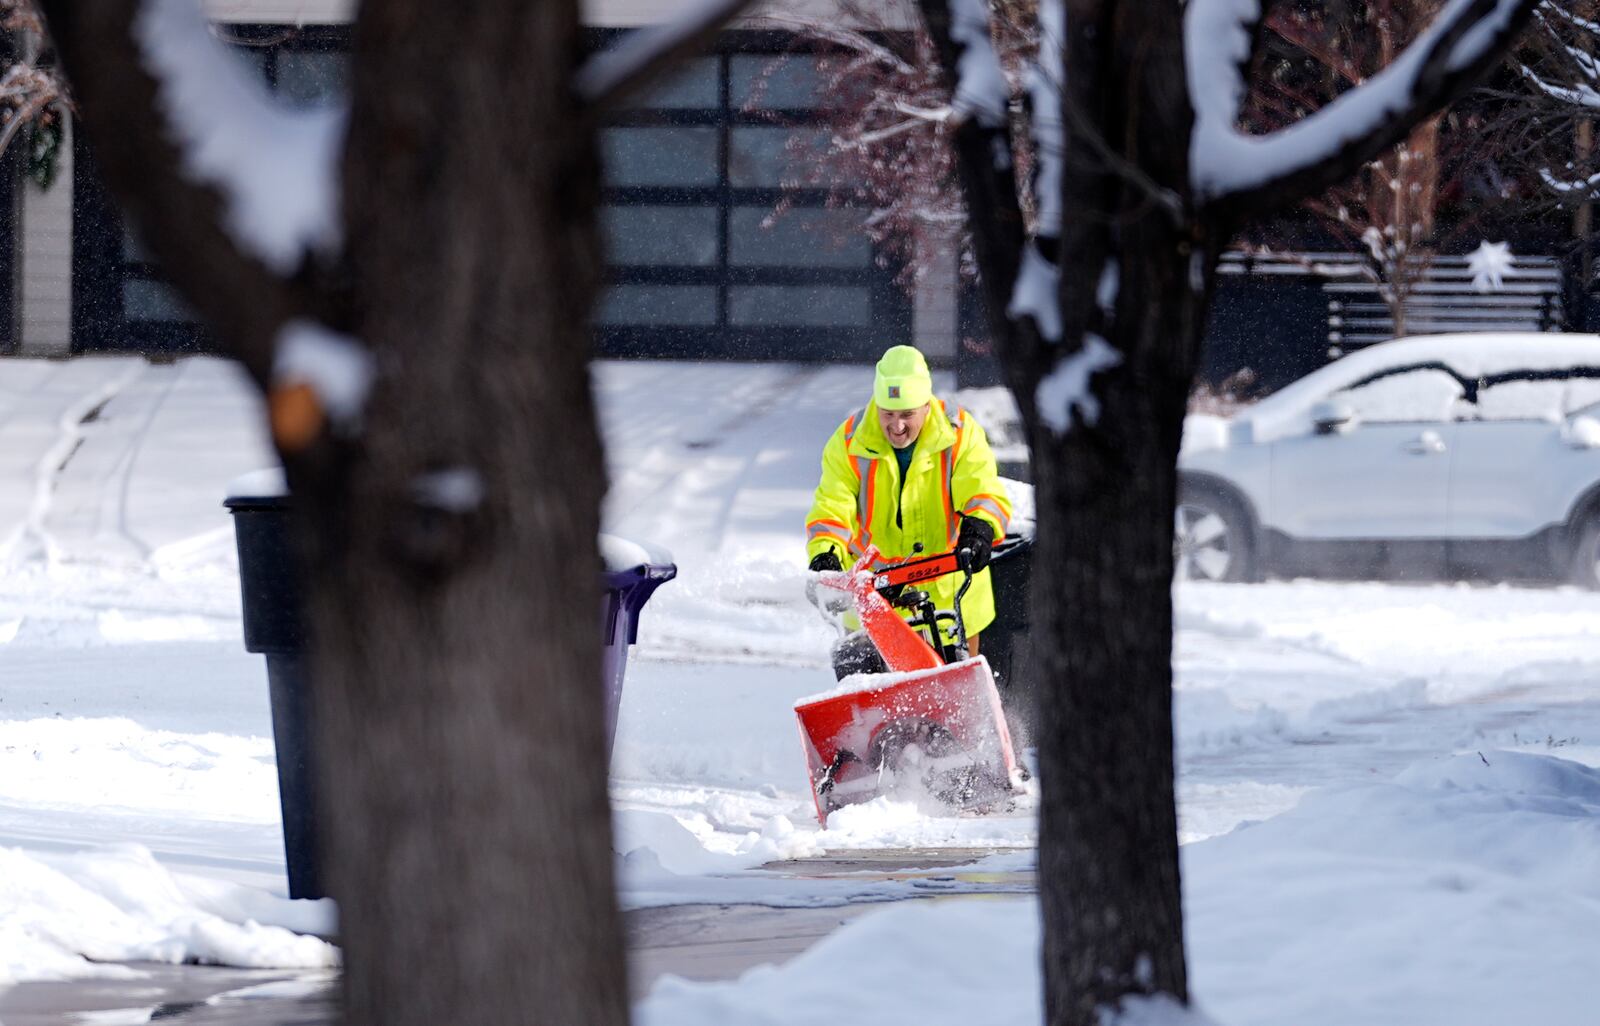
805 397 1013 635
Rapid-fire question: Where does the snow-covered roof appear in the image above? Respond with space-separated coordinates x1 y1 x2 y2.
1255 333 1600 416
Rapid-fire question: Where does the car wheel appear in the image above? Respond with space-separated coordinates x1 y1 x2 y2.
1570 517 1600 589
1174 488 1253 583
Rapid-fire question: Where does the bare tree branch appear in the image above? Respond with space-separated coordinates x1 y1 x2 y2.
754 12 923 77
1196 0 1541 227
574 0 756 108
35 0 329 388
915 0 1044 388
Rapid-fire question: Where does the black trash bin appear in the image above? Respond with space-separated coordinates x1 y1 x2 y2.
225 476 675 901
223 475 319 900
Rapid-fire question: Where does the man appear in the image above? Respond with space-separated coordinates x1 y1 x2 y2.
806 345 1013 677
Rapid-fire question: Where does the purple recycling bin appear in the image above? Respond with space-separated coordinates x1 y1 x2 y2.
600 560 676 759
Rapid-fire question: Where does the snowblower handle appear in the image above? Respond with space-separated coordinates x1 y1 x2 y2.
870 551 963 591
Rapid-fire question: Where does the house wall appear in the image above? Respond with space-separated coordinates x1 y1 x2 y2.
9 0 956 363
17 119 74 357
913 234 959 362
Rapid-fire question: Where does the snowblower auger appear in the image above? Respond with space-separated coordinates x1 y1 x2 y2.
796 545 1021 826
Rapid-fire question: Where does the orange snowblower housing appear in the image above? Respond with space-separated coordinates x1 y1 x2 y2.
805 397 1012 636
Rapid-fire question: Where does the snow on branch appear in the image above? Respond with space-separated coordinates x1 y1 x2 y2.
1009 242 1062 340
1188 0 1539 215
1021 0 1063 237
575 0 755 108
135 0 345 276
758 14 922 78
1540 2 1600 38
1004 0 1065 343
1518 63 1600 108
947 0 1008 127
1540 167 1600 197
1036 334 1122 435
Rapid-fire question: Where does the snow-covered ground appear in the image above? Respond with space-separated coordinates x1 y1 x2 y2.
2 357 1598 1024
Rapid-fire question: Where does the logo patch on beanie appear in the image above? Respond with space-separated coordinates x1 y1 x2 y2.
888 385 901 399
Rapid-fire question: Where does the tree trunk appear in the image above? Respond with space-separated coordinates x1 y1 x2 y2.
1031 238 1207 1025
293 4 627 1024
913 0 1538 1021
1026 8 1204 1024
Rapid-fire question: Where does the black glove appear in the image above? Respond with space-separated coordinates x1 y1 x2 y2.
809 550 843 573
954 516 994 572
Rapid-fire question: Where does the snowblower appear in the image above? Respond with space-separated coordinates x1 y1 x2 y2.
797 544 1022 826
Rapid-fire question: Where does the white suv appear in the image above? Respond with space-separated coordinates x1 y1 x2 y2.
1177 333 1600 586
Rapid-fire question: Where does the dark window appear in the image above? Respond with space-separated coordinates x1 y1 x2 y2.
603 127 721 187
599 285 720 326
729 54 828 110
726 126 829 188
595 31 911 362
275 49 350 107
122 280 196 322
729 285 872 326
728 207 869 268
620 57 720 109
603 206 720 266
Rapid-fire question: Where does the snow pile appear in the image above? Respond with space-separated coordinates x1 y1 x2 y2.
641 751 1600 1026
637 898 1042 1026
1177 579 1600 701
0 717 279 821
816 795 1036 849
0 844 337 986
1187 751 1600 1025
615 809 821 877
633 892 1212 1026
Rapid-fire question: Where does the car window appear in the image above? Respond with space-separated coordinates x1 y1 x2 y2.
1331 367 1465 424
1472 376 1600 419
1472 364 1600 419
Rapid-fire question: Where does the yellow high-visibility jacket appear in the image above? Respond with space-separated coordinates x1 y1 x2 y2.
806 397 1013 635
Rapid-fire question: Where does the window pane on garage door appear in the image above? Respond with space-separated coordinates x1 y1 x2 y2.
603 127 720 187
729 54 827 110
621 56 720 109
729 207 870 268
603 206 720 266
729 285 871 326
598 285 718 326
728 126 830 187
